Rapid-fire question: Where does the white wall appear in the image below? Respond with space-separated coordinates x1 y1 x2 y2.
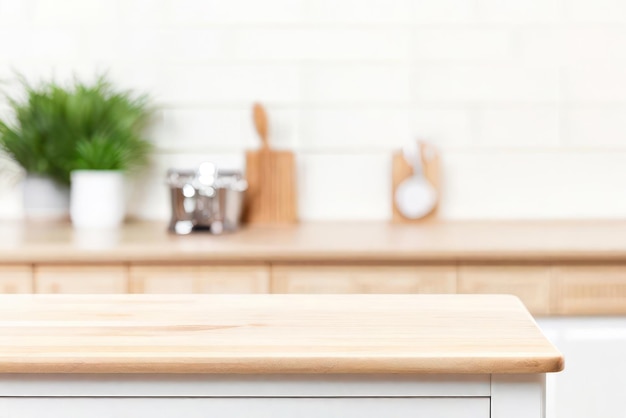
1 0 626 221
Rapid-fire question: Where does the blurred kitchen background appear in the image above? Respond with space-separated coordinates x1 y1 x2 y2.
0 0 625 221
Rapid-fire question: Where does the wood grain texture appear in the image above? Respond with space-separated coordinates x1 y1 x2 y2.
244 103 297 224
6 220 626 264
552 265 626 315
35 265 128 294
0 294 563 374
272 265 455 294
0 265 33 294
391 142 440 223
129 265 270 294
458 265 552 315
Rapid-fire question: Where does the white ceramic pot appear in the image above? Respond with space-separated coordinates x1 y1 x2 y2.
70 170 125 228
22 174 70 221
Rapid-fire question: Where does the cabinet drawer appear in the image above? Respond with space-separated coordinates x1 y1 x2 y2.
0 265 33 293
553 265 626 315
458 265 551 315
129 265 270 294
272 265 456 294
35 265 128 294
0 397 489 418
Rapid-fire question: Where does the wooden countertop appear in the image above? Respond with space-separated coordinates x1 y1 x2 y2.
0 294 563 374
0 220 626 263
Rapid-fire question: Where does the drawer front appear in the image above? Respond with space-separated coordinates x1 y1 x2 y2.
272 265 456 294
553 265 626 315
0 397 489 418
0 265 33 293
129 265 270 294
35 265 128 294
458 265 551 315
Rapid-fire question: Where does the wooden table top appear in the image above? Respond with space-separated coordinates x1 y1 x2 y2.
0 220 625 263
0 294 563 374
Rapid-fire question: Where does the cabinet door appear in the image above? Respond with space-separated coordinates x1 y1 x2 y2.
537 317 626 418
553 265 626 315
0 265 33 293
0 397 489 418
458 265 551 315
272 265 456 294
129 265 270 294
35 265 128 294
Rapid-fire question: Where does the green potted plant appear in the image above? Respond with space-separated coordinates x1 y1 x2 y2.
1 75 153 227
62 76 153 228
0 79 74 220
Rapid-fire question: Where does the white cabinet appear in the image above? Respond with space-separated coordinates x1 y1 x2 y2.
0 397 489 418
538 317 626 418
0 374 544 418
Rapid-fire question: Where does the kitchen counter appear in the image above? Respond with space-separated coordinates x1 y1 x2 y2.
1 220 625 316
0 294 561 418
1 220 626 263
0 293 562 374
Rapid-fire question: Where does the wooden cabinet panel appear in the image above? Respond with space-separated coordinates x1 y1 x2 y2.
129 265 270 294
271 265 456 294
35 265 128 294
553 265 626 315
458 265 551 315
0 265 33 293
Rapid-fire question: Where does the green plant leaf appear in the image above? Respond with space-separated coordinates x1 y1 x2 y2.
0 73 154 184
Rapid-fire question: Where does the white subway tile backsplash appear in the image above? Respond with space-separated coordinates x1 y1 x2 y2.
515 28 561 68
303 0 412 23
476 0 560 23
107 65 168 103
170 0 304 24
163 29 231 63
441 152 626 219
31 0 116 25
232 28 410 62
0 0 31 27
298 154 391 221
300 108 411 151
562 107 626 148
412 0 475 23
150 106 298 152
475 107 560 148
302 65 411 104
161 65 300 105
413 65 560 103
2 0 626 222
150 108 248 151
563 66 626 102
119 0 168 26
413 28 512 62
565 0 626 23
0 29 80 61
560 27 626 67
82 28 228 64
410 108 474 147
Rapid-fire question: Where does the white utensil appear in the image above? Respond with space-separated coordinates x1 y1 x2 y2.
394 141 437 219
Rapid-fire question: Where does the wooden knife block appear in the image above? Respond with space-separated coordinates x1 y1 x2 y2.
244 149 297 224
391 143 441 223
